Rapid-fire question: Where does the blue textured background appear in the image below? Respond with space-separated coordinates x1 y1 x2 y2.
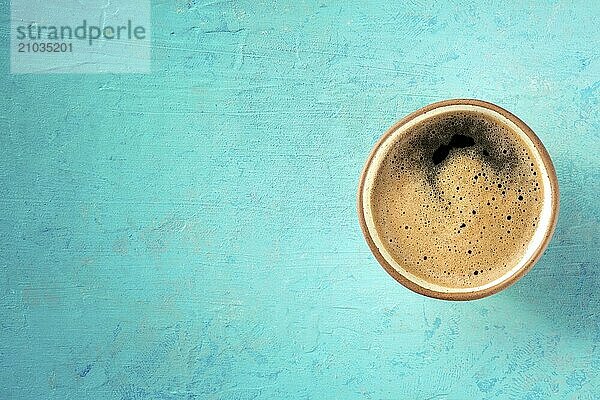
1 1 599 398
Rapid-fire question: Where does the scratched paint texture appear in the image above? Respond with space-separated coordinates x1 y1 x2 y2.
0 0 598 399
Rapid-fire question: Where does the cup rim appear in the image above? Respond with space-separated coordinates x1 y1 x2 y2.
357 99 560 300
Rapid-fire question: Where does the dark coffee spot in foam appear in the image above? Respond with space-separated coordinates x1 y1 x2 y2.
432 134 475 164
432 144 452 165
390 113 522 192
449 134 476 148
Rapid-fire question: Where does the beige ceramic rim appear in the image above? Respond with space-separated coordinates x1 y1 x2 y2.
357 99 559 300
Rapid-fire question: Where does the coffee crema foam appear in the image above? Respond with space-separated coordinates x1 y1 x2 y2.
370 111 545 288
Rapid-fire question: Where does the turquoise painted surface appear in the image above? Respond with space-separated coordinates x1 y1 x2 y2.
1 0 599 398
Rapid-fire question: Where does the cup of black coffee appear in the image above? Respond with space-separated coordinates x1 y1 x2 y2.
358 99 559 300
